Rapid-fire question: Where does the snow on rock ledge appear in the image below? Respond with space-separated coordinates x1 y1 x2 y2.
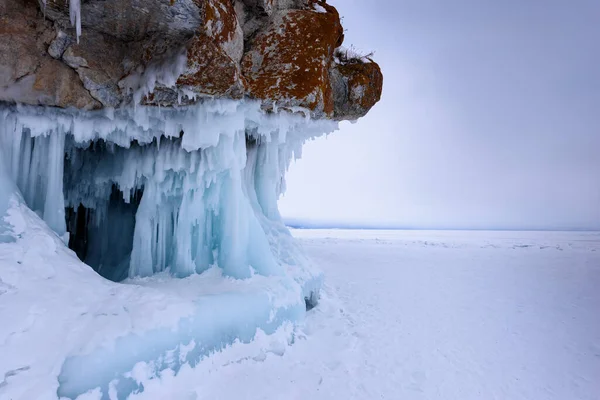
0 0 382 120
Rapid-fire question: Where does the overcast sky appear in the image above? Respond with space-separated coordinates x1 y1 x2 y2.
279 0 600 230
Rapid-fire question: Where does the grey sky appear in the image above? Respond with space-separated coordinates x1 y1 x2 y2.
279 0 600 230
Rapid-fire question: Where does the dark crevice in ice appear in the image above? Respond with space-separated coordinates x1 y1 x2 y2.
65 184 144 282
63 138 148 282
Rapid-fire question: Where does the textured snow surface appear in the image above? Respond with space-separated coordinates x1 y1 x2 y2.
2 228 599 399
293 230 600 400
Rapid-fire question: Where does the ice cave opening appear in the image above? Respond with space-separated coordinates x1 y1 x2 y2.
62 136 185 283
64 179 144 283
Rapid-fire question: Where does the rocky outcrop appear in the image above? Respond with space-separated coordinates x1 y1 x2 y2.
331 61 383 121
0 0 100 109
0 0 382 120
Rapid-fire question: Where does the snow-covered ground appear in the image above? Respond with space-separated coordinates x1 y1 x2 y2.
3 228 600 399
293 229 600 400
134 229 600 400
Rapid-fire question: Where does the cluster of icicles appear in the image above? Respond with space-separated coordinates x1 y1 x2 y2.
0 101 337 281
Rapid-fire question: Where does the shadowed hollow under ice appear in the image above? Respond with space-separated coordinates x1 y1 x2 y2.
0 100 337 399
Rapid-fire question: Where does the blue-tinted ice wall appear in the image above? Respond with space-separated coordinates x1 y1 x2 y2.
0 101 337 281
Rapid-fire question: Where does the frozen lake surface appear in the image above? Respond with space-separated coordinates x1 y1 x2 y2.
130 229 600 400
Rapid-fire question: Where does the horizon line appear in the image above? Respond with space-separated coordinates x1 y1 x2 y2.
283 219 600 233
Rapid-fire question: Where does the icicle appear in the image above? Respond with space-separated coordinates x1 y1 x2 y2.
129 185 156 278
43 129 67 237
69 0 82 44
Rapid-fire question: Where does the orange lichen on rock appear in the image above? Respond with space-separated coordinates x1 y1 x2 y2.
241 1 344 117
177 35 245 98
177 0 245 98
201 0 239 45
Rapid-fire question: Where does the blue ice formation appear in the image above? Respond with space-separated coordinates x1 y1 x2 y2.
58 284 306 399
0 101 336 280
0 100 336 399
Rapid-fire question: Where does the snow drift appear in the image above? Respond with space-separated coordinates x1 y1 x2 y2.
0 100 336 399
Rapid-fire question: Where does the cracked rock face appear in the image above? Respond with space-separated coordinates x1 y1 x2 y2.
0 0 382 120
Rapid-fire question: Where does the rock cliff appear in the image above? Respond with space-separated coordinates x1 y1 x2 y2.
0 0 382 120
